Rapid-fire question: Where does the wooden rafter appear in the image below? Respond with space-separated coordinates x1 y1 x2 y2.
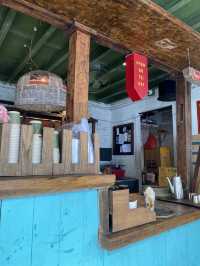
96 69 167 97
98 72 169 102
0 9 16 48
48 53 68 72
90 65 157 94
91 49 112 66
9 26 56 81
168 0 191 13
2 0 200 72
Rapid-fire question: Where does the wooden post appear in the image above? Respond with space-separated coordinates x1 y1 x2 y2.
67 29 90 122
176 75 192 188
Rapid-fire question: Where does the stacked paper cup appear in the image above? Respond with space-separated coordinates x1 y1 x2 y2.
8 111 21 164
72 138 79 164
30 120 42 164
53 130 60 163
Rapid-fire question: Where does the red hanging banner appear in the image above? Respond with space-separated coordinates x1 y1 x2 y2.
125 53 148 101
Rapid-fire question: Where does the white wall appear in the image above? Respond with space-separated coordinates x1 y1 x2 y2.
88 101 112 148
0 82 15 102
89 90 176 178
110 90 176 177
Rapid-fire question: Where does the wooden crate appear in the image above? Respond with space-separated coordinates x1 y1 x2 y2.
0 124 100 176
110 189 156 232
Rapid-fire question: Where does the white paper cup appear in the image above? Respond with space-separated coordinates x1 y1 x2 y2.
193 195 199 204
32 133 42 164
53 147 60 163
129 200 137 209
8 111 20 124
72 138 79 164
8 123 20 163
30 120 42 134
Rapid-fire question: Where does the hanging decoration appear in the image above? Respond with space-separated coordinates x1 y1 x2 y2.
15 70 66 112
183 67 200 86
183 48 200 86
125 53 148 101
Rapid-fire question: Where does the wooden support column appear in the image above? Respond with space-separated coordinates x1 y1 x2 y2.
67 29 90 122
176 75 191 188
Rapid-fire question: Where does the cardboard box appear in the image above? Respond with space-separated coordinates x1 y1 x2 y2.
160 147 171 167
144 146 172 168
158 167 177 187
144 148 160 168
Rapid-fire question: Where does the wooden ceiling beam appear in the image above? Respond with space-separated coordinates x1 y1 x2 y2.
67 21 131 55
1 0 67 29
0 0 176 72
98 73 169 102
8 26 56 81
0 9 16 48
92 66 162 95
47 53 68 72
9 28 62 50
1 0 184 73
192 21 200 30
90 49 113 66
95 78 125 96
91 64 158 94
168 0 191 14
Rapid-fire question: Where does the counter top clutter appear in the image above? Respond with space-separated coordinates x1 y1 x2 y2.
100 200 200 250
99 182 200 250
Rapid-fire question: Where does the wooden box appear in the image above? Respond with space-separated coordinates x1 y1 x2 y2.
0 124 99 176
110 189 156 232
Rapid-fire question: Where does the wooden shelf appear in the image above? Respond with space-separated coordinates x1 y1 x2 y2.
0 174 115 199
100 200 200 250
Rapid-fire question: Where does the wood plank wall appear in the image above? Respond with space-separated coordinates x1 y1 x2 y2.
0 190 200 265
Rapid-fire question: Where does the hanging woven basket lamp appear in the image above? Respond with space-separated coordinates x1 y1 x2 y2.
15 70 66 112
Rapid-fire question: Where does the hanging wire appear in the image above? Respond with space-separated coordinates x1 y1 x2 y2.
23 27 39 71
27 39 39 70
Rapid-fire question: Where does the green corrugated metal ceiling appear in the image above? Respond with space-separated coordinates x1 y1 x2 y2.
0 1 199 103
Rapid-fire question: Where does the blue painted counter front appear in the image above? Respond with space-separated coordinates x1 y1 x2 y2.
0 189 200 266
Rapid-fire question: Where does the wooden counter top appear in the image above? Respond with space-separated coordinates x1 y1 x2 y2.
0 174 115 199
100 200 200 250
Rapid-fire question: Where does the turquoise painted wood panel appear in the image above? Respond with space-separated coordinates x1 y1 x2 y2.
0 190 200 266
0 197 34 266
31 195 61 266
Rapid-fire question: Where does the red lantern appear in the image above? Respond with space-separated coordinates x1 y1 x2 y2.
125 53 148 101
